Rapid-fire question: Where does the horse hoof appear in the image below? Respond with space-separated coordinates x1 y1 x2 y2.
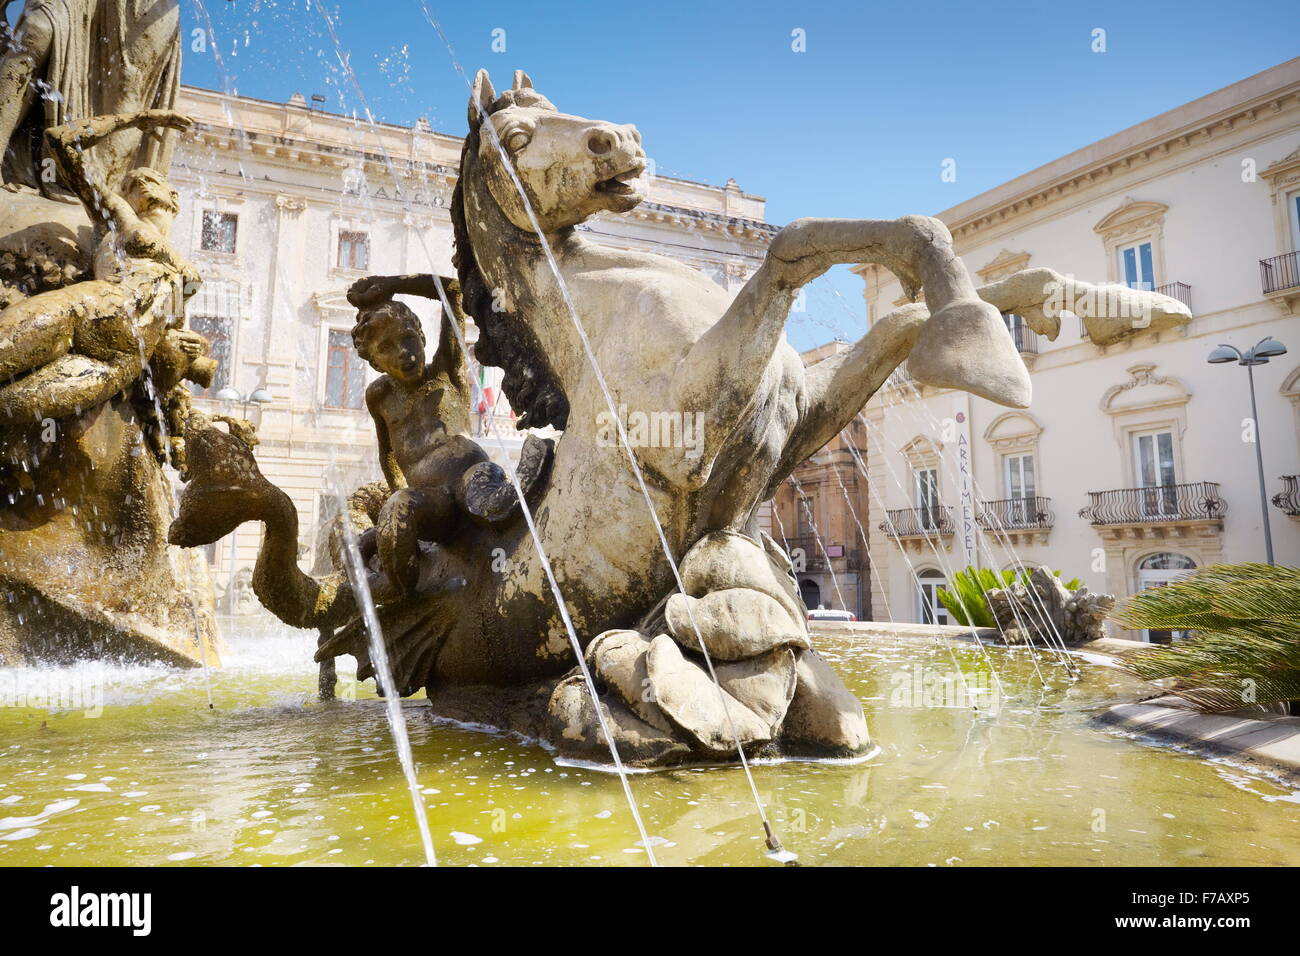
906 298 1031 408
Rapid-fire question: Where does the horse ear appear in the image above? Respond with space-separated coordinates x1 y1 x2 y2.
512 70 533 91
468 69 496 129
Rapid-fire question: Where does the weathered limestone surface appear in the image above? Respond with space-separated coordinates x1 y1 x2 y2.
0 9 217 667
987 566 1115 646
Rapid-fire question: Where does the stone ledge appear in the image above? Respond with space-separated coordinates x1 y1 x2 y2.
810 620 999 642
1095 699 1300 778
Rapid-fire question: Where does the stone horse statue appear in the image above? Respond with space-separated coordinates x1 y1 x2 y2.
169 70 1189 767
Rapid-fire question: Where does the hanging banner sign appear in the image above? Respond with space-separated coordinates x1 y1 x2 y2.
953 396 977 569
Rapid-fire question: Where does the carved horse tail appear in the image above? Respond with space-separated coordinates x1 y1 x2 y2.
168 417 361 629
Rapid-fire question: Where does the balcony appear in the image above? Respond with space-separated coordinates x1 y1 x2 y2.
1273 476 1300 517
1260 252 1300 313
1079 481 1226 541
783 534 864 572
1005 322 1039 356
1154 281 1193 314
976 496 1054 545
880 506 954 553
1261 252 1300 294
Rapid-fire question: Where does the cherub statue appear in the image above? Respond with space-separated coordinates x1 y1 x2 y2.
0 109 198 423
347 277 553 594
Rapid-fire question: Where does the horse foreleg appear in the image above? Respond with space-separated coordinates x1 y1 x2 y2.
672 216 1017 472
771 303 929 487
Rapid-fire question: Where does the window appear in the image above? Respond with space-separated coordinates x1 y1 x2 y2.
1003 312 1027 351
1136 553 1196 643
1289 190 1300 252
917 569 949 625
337 230 370 271
200 211 238 254
914 468 940 530
1004 453 1036 526
324 329 367 409
186 315 232 397
1133 429 1177 516
1118 240 1154 291
796 496 814 536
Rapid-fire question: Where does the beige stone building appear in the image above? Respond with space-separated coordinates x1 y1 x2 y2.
768 341 873 618
855 58 1300 639
168 85 775 608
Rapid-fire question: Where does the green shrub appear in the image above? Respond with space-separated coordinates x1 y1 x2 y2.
1115 563 1300 712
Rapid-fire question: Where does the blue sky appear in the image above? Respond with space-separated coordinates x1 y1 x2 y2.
87 1 1300 349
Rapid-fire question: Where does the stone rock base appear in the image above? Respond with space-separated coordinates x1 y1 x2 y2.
420 531 873 769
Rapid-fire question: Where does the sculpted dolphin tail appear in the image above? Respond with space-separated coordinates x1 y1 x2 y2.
169 416 358 629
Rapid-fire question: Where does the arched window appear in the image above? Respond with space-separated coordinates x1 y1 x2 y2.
917 569 949 625
1136 552 1196 643
1138 552 1196 572
799 579 822 611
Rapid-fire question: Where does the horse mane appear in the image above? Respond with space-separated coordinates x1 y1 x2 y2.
451 121 570 432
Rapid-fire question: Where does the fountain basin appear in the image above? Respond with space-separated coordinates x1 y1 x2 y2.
1 621 1297 866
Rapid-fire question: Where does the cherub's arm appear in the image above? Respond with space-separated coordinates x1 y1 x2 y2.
45 110 190 233
366 380 406 492
347 274 444 308
432 300 470 396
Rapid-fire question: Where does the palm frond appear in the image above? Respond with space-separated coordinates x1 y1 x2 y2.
1116 562 1300 712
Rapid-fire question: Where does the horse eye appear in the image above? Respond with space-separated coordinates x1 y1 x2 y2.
505 130 531 152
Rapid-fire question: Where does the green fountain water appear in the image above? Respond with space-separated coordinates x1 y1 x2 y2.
1 624 1296 866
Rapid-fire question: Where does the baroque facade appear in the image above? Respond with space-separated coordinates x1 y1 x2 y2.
855 58 1300 640
168 85 775 607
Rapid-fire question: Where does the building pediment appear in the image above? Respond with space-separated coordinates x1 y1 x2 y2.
1281 365 1300 400
1093 196 1168 238
1101 363 1191 414
313 291 354 315
977 248 1032 282
1260 145 1300 187
983 410 1043 450
899 434 942 468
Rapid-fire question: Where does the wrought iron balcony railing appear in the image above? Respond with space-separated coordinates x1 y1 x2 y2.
880 505 954 537
1154 281 1193 313
1261 252 1300 296
976 496 1054 531
1273 475 1300 517
1006 323 1039 355
1079 481 1226 525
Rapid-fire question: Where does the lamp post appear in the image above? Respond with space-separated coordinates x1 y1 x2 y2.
213 387 274 611
1207 337 1287 565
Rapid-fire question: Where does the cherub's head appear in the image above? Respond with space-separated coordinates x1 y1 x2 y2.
122 167 181 233
352 300 427 386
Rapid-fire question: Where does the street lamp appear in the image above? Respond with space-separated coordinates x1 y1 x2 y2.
214 385 273 417
1207 337 1287 565
213 387 273 611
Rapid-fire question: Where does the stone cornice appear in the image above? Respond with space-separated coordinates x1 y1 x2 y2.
177 127 773 241
940 61 1300 242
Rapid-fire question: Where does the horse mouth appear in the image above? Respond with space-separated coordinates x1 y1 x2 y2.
595 163 645 196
